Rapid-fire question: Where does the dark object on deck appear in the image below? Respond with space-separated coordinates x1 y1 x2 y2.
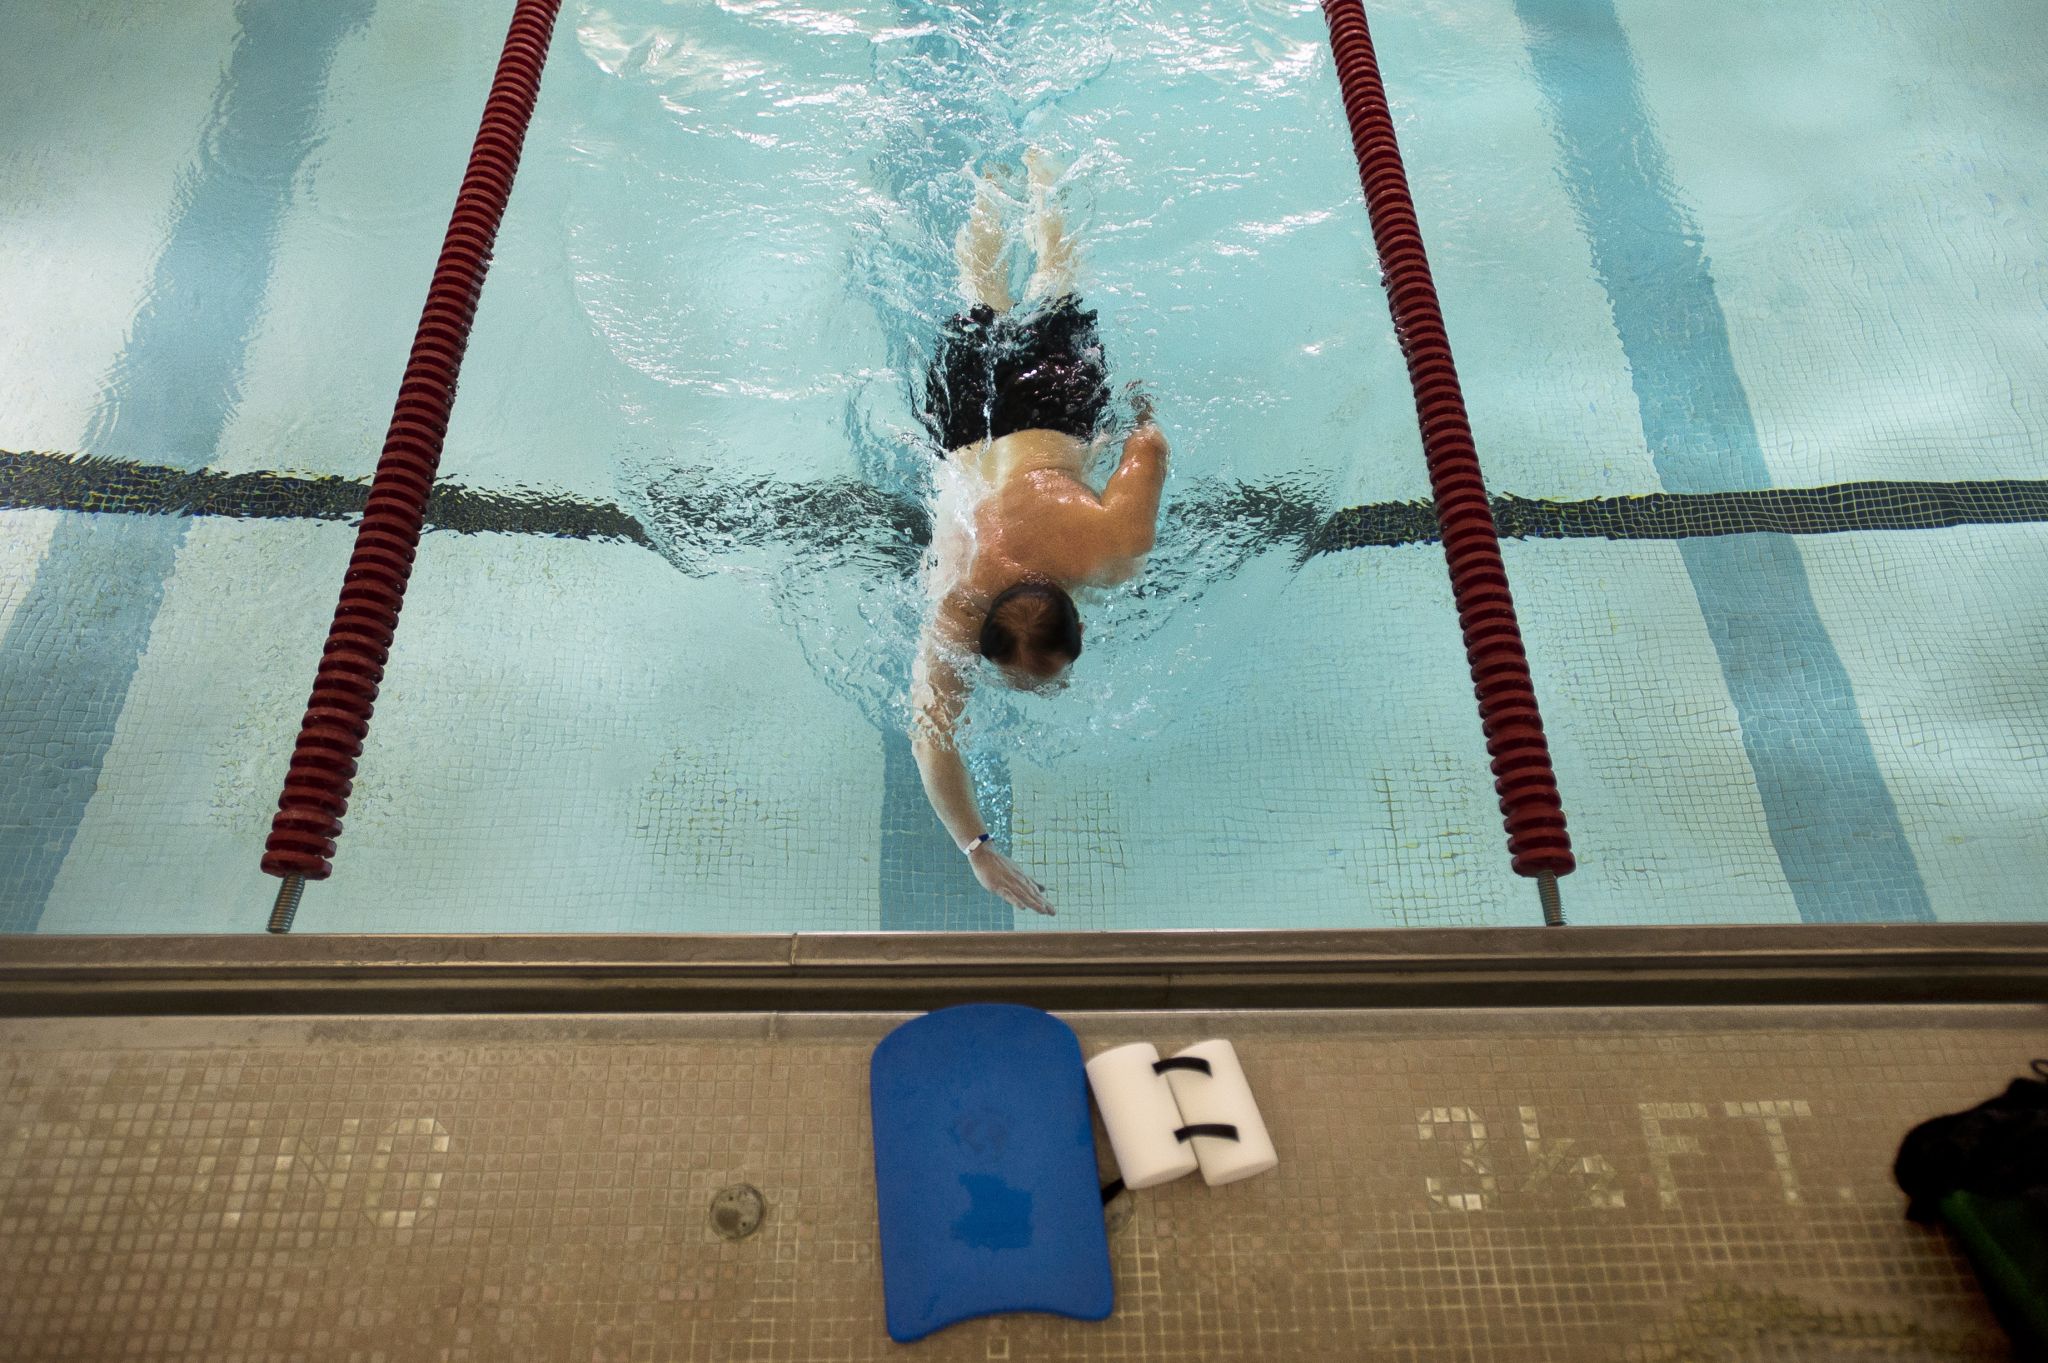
1894 1059 2048 1356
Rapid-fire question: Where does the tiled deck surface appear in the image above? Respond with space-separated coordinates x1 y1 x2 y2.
1 1004 2037 1360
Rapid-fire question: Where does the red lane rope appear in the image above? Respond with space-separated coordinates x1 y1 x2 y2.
263 0 564 882
1320 0 1575 878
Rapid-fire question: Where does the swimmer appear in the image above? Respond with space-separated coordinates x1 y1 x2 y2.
912 150 1170 915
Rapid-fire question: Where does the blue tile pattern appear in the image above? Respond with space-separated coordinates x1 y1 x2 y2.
0 0 369 929
1513 0 1934 922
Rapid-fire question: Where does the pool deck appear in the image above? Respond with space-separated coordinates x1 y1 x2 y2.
2 926 2044 1360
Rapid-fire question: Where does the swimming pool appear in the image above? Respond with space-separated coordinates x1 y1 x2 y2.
2 0 2044 935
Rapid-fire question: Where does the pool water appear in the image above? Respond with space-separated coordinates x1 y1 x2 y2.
1 0 2044 933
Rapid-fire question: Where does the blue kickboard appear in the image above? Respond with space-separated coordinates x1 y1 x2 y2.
870 1004 1113 1342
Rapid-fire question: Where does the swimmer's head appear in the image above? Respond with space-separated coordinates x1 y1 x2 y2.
978 578 1081 691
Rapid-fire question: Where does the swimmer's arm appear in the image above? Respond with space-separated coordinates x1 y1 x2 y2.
911 631 1055 915
909 641 980 846
1098 422 1169 559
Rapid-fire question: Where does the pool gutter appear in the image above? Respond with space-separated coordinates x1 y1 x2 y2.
3 924 2044 1017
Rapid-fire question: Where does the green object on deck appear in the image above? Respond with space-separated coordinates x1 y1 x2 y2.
1939 1189 2048 1355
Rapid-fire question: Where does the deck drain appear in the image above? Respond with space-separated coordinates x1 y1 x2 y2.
1104 1188 1134 1233
709 1184 766 1240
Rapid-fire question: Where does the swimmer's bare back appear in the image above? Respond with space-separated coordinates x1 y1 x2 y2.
911 417 1169 915
933 426 1167 642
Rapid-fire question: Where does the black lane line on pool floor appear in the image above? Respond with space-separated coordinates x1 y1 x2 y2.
5 449 2048 563
0 449 654 546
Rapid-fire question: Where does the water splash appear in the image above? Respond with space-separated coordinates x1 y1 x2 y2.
566 0 1358 754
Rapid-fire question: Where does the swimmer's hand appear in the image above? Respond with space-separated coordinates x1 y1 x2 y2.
1125 380 1155 429
968 843 1055 915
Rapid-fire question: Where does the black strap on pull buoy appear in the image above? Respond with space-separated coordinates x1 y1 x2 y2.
1098 1059 1239 1204
1152 1056 1213 1076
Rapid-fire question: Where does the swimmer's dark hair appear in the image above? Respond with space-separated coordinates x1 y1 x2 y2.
978 579 1083 667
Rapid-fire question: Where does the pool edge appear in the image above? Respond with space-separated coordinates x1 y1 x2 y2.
3 923 2044 1016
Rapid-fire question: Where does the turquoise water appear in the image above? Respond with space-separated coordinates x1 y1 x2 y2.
0 0 2044 933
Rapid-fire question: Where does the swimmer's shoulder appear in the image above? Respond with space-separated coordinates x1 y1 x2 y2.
930 582 985 650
